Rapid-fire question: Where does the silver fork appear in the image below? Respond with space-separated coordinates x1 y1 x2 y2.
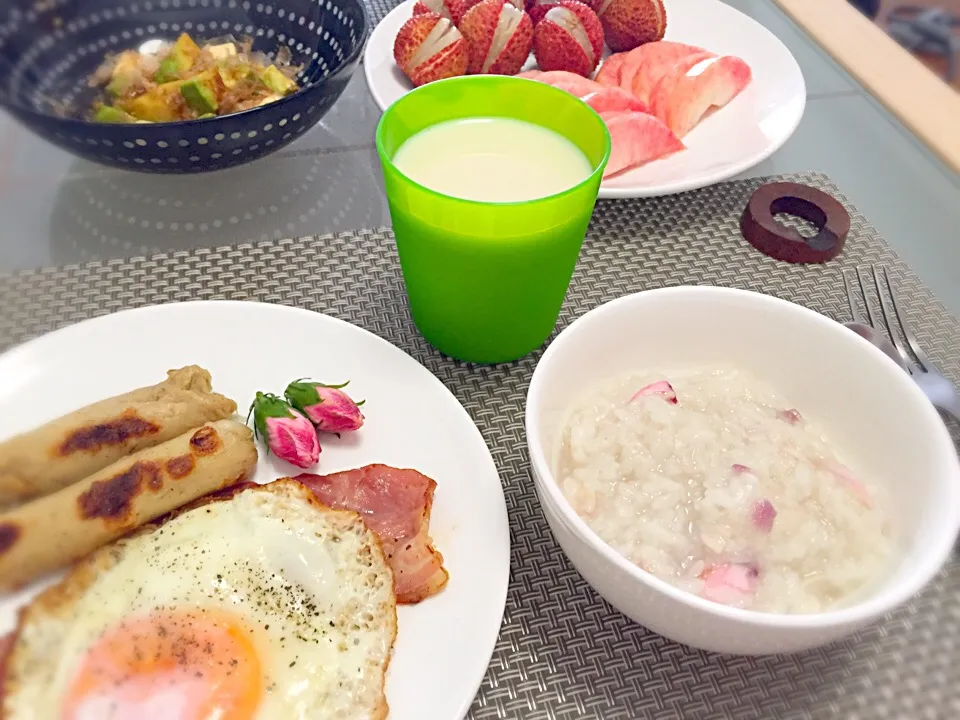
843 265 960 421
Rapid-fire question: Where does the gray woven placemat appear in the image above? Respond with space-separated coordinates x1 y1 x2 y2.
363 0 402 28
1 171 958 719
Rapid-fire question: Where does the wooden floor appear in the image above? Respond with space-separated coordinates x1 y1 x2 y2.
875 0 960 90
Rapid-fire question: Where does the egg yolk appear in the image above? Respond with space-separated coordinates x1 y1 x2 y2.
61 609 262 720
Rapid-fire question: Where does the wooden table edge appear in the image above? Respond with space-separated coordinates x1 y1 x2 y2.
772 0 960 176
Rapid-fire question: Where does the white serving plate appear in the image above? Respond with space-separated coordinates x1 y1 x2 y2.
363 0 806 198
0 300 510 720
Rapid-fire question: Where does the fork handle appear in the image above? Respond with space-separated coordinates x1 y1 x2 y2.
933 396 960 423
915 374 960 423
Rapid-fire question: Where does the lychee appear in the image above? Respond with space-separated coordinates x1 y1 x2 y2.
413 0 482 26
594 0 667 53
459 0 534 76
525 0 600 24
532 1 604 77
394 13 470 87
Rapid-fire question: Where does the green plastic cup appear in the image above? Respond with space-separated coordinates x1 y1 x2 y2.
376 75 610 364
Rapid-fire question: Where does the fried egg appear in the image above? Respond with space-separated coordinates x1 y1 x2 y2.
2 481 397 720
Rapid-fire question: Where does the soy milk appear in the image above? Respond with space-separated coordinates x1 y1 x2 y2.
392 117 593 203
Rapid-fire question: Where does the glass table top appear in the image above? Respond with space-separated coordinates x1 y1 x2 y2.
1 0 959 315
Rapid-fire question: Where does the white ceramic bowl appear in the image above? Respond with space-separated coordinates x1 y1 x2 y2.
526 286 960 655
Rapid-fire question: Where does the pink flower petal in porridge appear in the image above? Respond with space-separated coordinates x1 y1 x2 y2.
825 461 872 508
699 563 759 606
731 463 753 475
777 408 803 424
630 380 678 404
751 499 777 533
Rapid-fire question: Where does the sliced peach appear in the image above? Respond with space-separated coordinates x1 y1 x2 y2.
594 52 628 87
617 40 709 103
599 110 684 178
528 69 604 96
582 87 648 113
648 53 752 138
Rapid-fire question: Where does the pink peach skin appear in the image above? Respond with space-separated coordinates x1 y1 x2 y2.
594 52 627 87
700 563 759 606
525 69 605 96
633 50 715 104
522 70 648 114
751 499 777 533
600 111 685 179
825 461 873 509
777 408 803 424
649 54 753 138
582 87 648 114
628 379 679 403
617 41 710 103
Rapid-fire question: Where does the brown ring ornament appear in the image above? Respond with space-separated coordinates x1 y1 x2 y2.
740 182 851 263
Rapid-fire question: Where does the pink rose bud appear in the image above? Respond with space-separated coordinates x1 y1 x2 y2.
284 380 365 434
248 391 320 468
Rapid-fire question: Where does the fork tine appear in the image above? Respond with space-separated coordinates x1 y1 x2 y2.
855 267 879 328
871 265 918 372
881 266 935 372
842 269 865 324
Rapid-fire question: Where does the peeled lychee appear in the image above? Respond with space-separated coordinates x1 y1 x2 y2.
459 0 534 76
394 13 470 87
595 0 667 53
525 0 600 24
413 0 482 26
532 1 604 77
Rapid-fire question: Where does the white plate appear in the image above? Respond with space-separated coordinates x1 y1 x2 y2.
0 301 510 720
363 0 806 198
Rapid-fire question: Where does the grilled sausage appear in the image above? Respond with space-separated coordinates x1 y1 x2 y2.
0 420 257 591
0 366 237 507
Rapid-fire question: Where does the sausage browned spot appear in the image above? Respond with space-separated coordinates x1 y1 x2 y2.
77 461 162 522
165 455 195 479
190 426 221 456
0 522 19 555
57 412 160 456
0 420 257 593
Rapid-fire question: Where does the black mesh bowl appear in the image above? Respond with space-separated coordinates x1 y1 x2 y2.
0 0 367 173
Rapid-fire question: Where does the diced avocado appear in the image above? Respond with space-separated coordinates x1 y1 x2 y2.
93 105 136 124
260 65 296 95
106 51 141 96
170 32 202 70
153 56 181 84
118 81 183 122
207 42 238 61
180 71 221 115
152 33 202 84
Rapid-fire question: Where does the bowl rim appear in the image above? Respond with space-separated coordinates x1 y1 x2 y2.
0 2 368 130
525 285 960 630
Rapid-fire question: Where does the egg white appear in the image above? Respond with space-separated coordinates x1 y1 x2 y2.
4 482 397 720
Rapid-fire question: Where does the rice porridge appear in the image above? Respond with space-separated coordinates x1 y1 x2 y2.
556 367 894 614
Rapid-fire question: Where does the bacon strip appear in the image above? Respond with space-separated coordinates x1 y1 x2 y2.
291 464 449 604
